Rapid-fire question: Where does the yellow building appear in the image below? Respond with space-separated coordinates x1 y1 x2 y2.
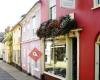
3 27 13 64
11 24 21 69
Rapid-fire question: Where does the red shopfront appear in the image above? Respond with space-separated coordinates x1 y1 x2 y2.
40 0 100 80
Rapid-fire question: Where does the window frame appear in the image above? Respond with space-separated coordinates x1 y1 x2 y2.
42 29 82 80
93 0 100 9
49 0 56 19
44 38 67 80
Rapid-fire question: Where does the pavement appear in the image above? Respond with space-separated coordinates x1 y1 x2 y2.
0 60 39 80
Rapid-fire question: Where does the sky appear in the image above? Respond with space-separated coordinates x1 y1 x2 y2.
0 0 38 32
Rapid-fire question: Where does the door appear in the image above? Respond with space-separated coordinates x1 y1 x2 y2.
72 38 77 80
95 43 100 80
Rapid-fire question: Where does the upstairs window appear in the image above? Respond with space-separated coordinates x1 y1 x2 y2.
94 0 100 7
49 0 56 19
32 10 40 38
32 16 36 36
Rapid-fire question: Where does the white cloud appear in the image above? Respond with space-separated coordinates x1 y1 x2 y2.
0 0 38 32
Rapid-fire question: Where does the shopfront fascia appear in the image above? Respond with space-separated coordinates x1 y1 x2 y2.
41 28 82 80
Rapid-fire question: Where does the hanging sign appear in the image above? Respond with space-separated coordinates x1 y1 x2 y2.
60 0 75 9
29 48 42 62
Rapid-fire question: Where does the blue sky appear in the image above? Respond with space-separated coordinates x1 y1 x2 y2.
0 0 38 32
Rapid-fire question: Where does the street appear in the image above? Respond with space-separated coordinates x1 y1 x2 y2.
0 60 38 80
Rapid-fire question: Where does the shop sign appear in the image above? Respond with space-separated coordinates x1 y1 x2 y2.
60 0 75 9
29 48 42 62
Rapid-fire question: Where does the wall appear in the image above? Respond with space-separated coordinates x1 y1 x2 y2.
41 0 100 80
12 24 21 66
75 0 100 80
20 2 41 79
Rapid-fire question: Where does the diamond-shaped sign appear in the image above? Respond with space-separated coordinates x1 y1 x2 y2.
29 48 42 62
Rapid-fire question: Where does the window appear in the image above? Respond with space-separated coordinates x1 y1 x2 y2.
44 39 67 78
32 10 40 37
49 0 56 19
94 0 100 7
32 16 36 36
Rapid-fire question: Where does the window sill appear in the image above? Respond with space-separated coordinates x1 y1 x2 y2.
44 72 66 80
92 4 100 10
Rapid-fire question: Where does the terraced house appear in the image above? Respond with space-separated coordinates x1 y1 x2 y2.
11 24 21 70
2 0 100 80
20 1 41 79
37 0 100 80
3 27 13 64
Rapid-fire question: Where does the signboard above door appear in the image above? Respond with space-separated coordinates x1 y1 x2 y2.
60 0 75 9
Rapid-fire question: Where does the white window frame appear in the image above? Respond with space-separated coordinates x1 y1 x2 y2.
92 0 100 9
42 29 82 80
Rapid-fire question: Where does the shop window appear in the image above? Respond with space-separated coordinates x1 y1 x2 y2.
44 40 66 78
49 0 56 19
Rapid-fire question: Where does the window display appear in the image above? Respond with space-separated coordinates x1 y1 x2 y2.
44 40 66 78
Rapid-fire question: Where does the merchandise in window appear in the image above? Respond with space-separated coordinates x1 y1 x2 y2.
44 40 67 78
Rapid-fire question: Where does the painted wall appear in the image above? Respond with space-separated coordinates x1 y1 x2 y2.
4 31 13 63
12 24 21 66
21 2 41 78
75 0 100 80
41 0 100 80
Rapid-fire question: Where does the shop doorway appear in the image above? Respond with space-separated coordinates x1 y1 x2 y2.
72 38 77 80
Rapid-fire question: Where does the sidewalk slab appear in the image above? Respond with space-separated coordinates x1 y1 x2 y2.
0 60 39 80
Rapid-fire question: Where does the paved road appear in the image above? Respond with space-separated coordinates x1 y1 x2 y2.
0 60 39 80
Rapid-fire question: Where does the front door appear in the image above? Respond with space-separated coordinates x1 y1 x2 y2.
72 38 77 80
95 42 100 80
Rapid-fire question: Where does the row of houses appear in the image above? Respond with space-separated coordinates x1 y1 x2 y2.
1 0 100 80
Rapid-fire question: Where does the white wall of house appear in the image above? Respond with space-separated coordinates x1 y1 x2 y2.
20 2 41 79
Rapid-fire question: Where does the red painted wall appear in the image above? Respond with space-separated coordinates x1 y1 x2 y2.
75 0 100 80
41 0 100 80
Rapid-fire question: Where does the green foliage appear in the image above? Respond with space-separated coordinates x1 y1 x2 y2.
37 15 77 38
5 32 13 46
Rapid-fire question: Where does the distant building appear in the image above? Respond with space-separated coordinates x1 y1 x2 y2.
11 24 21 70
0 32 4 59
3 27 13 63
0 43 4 59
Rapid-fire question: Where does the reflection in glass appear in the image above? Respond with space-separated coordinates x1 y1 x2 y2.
44 40 66 78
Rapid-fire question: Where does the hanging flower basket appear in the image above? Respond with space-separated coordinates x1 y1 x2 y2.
37 15 77 38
